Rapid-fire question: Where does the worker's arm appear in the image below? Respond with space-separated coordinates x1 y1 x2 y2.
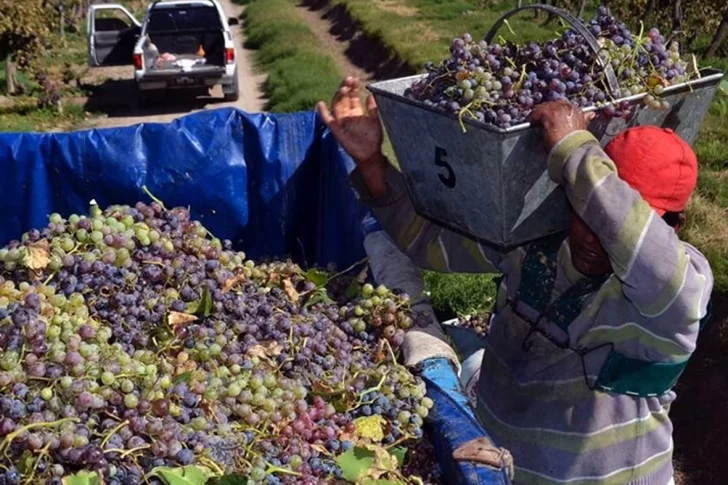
546 127 713 361
317 77 506 274
350 156 505 274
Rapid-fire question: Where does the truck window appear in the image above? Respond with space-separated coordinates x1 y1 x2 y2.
95 10 133 32
147 6 222 33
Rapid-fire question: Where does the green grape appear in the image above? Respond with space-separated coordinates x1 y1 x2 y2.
191 417 207 431
250 468 266 481
76 229 89 242
228 383 242 397
121 379 135 394
262 373 277 389
101 372 116 386
289 455 303 470
41 387 54 401
421 397 434 409
124 393 139 409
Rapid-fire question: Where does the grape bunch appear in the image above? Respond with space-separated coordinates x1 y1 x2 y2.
0 201 436 485
456 314 490 339
405 6 695 129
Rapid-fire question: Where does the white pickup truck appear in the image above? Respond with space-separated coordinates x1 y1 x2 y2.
87 0 240 102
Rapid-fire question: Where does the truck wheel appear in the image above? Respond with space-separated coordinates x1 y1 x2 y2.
223 69 240 102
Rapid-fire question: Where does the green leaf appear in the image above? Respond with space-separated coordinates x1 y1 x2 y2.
305 269 328 287
345 280 362 299
18 451 35 475
304 288 334 308
353 415 387 441
174 371 192 384
721 79 728 94
213 475 252 485
188 287 213 317
362 480 402 485
150 466 209 485
335 447 375 482
62 471 102 485
390 446 407 467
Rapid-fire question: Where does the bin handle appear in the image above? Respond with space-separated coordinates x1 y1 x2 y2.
483 4 620 97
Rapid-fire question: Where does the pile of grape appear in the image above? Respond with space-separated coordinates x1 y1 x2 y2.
0 201 435 485
405 6 695 129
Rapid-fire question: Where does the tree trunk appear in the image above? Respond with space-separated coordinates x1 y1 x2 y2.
706 9 728 58
518 0 523 8
5 57 17 96
577 0 587 19
643 0 656 22
60 9 67 46
670 0 683 38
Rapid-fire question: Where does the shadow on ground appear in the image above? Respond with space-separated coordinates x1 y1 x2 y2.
299 0 415 80
82 78 232 119
671 291 728 485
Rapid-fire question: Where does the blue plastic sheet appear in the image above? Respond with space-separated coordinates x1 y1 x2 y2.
0 108 370 270
420 358 512 485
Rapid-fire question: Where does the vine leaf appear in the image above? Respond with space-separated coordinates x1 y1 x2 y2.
62 471 103 485
168 312 197 327
24 241 50 270
187 287 213 317
149 465 209 485
282 279 299 303
335 447 375 482
305 269 328 287
353 415 386 442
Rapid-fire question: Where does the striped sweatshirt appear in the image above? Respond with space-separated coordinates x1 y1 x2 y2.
350 130 713 485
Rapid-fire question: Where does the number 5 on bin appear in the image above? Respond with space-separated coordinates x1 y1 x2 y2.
434 147 456 188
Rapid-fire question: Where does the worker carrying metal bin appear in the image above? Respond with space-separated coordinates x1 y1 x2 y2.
318 74 714 484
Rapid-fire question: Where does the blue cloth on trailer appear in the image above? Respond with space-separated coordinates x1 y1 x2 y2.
420 358 511 485
0 108 370 270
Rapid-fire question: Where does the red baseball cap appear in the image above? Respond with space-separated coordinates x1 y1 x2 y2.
604 126 698 216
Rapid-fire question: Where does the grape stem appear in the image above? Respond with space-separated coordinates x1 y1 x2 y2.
24 442 51 485
266 462 302 477
350 370 389 411
100 420 130 448
198 456 225 476
142 185 167 211
0 417 79 455
104 444 151 458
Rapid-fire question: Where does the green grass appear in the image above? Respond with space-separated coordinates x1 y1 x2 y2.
0 101 86 132
239 0 342 113
330 0 562 72
424 271 496 320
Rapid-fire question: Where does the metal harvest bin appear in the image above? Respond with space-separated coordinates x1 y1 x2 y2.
367 5 725 248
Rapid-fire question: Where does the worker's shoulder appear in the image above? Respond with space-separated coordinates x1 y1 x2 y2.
681 239 714 279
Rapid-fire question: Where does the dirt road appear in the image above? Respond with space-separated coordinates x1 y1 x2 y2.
84 0 265 129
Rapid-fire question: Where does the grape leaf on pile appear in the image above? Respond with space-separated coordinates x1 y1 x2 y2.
150 465 209 485
62 471 103 485
305 269 329 287
353 415 387 442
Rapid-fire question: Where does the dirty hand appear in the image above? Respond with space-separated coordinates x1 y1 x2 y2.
317 77 388 197
529 100 596 151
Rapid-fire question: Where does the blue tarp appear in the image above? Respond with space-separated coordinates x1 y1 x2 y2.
0 108 370 270
0 108 504 485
